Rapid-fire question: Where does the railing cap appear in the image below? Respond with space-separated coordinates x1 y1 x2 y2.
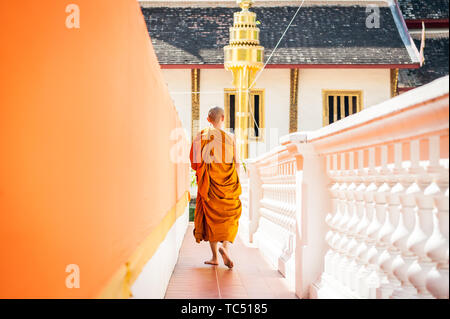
280 132 309 145
306 75 449 143
248 75 449 164
280 75 448 149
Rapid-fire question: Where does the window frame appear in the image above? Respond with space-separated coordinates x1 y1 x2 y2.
224 88 265 141
322 90 363 127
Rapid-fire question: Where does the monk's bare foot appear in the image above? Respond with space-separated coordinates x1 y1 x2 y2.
219 247 234 269
204 259 219 266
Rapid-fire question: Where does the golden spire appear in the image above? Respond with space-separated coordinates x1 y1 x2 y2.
237 0 253 11
224 0 264 160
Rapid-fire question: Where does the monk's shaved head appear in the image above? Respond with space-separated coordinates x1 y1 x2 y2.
208 106 224 123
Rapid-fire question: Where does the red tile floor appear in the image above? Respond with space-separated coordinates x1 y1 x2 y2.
164 224 298 299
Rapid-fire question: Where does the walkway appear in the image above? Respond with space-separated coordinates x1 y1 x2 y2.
165 224 297 299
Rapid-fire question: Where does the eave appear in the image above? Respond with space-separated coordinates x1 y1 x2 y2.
160 63 421 69
405 19 450 29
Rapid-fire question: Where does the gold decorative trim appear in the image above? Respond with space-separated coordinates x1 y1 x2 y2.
289 69 299 133
322 90 363 127
191 69 200 141
224 89 234 130
98 191 190 299
391 68 399 97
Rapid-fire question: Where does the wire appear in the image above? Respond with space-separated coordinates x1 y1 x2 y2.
249 0 306 91
169 1 306 133
247 0 306 130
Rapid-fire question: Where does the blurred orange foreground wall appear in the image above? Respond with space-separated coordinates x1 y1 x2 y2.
0 0 189 298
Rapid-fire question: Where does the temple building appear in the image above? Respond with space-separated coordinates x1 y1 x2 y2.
139 0 430 157
0 0 448 299
397 0 449 92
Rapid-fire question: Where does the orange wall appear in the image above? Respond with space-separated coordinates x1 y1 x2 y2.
0 0 189 298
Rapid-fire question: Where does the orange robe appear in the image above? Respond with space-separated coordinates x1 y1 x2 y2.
190 127 242 243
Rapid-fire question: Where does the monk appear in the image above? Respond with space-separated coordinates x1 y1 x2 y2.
190 106 242 269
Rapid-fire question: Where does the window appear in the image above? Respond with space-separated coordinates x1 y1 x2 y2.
224 89 265 140
322 90 363 126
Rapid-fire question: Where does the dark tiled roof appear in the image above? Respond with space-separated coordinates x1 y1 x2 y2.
142 6 417 65
399 36 449 88
398 0 449 20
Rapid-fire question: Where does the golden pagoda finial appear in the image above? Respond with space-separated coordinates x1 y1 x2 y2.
224 0 264 160
237 0 253 11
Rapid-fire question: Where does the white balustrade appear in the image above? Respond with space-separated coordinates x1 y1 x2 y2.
243 76 449 299
238 168 250 240
250 152 297 284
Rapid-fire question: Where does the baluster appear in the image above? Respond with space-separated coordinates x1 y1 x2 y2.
391 140 421 298
324 156 334 280
343 151 360 291
352 150 369 296
378 143 403 298
325 154 334 228
336 153 351 288
356 147 378 298
329 154 343 281
407 136 441 298
324 154 340 284
323 180 334 281
426 177 449 299
369 145 391 298
425 137 449 299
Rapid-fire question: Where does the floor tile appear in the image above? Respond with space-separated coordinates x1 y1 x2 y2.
164 224 297 299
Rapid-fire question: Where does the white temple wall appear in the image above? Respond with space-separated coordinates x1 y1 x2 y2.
161 69 192 140
250 69 291 158
199 69 232 132
162 68 391 151
298 68 391 131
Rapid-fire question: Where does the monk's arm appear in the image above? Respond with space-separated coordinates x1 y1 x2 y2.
190 132 202 171
233 135 241 174
190 142 198 171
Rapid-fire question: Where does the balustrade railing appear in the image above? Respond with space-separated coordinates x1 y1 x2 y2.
242 76 449 299
239 169 250 240
252 150 297 282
